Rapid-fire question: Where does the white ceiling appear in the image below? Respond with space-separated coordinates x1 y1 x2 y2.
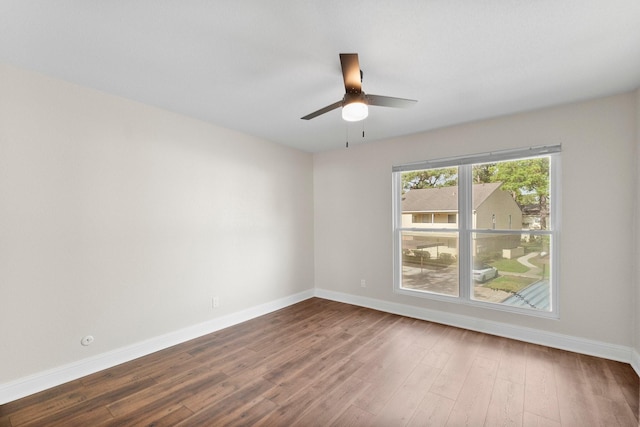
2 1 640 152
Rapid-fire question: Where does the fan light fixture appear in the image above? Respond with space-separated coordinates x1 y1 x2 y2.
342 101 368 121
341 92 369 122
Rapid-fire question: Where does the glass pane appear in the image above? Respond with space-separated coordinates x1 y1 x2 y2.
472 157 551 231
401 167 458 229
401 231 459 296
471 232 551 311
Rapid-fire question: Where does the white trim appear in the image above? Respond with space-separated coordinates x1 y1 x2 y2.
632 349 640 377
458 163 472 301
392 144 562 171
314 288 632 364
0 289 315 405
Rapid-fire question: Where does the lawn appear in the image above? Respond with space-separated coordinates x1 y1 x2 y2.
488 258 529 273
483 275 537 293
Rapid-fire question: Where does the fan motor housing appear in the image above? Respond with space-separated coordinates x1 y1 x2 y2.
343 91 367 106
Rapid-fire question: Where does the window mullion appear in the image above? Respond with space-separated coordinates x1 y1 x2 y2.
458 165 472 300
391 171 403 292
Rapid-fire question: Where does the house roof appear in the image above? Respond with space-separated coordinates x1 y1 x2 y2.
501 280 550 311
402 182 503 212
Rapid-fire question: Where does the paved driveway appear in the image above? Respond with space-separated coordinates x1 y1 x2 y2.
402 264 510 302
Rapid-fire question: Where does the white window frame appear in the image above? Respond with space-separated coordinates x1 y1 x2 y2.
392 145 561 318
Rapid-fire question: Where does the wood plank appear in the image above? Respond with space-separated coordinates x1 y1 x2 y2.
429 329 485 400
13 377 157 427
553 362 597 426
498 336 527 384
110 401 193 426
522 411 562 427
407 392 455 427
176 377 277 425
255 358 364 426
106 367 227 417
2 298 637 427
133 405 195 427
421 325 466 369
484 378 525 427
605 360 640 423
43 406 114 427
330 404 375 427
523 344 560 422
180 368 263 414
294 373 366 426
351 369 409 415
216 397 278 427
263 346 355 406
3 379 96 426
369 363 441 426
445 355 498 426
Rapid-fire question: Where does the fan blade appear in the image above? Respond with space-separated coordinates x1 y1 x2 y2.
366 94 417 108
301 100 343 120
340 53 362 93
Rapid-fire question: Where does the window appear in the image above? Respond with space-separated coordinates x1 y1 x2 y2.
392 145 560 317
412 214 433 223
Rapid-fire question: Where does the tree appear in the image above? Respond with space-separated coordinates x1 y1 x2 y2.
473 163 496 183
402 167 457 192
473 158 550 228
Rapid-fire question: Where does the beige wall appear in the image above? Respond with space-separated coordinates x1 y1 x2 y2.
314 92 637 346
0 65 314 383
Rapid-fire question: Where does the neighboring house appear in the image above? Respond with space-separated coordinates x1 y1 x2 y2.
401 182 523 257
521 204 542 229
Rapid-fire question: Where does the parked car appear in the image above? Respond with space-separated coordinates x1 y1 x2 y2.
473 263 498 283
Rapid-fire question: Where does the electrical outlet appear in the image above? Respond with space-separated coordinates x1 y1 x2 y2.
360 279 366 288
212 297 220 308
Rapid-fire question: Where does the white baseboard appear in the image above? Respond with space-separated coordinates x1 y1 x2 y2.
632 349 640 377
314 288 634 364
0 289 315 405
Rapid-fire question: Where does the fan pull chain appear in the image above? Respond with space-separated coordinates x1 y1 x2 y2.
345 122 365 148
345 123 349 148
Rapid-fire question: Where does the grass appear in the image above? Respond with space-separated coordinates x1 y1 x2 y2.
483 275 537 293
488 258 529 273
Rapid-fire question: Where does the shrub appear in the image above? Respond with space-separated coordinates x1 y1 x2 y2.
439 253 452 261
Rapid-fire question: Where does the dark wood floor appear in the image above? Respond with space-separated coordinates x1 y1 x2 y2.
1 298 638 426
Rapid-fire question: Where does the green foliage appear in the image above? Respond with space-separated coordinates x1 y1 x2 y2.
472 158 549 204
490 258 529 273
476 250 501 265
521 236 549 255
473 157 550 227
402 167 457 192
473 163 496 183
492 158 549 207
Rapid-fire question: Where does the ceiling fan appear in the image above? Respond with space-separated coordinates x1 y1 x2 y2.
301 53 417 122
